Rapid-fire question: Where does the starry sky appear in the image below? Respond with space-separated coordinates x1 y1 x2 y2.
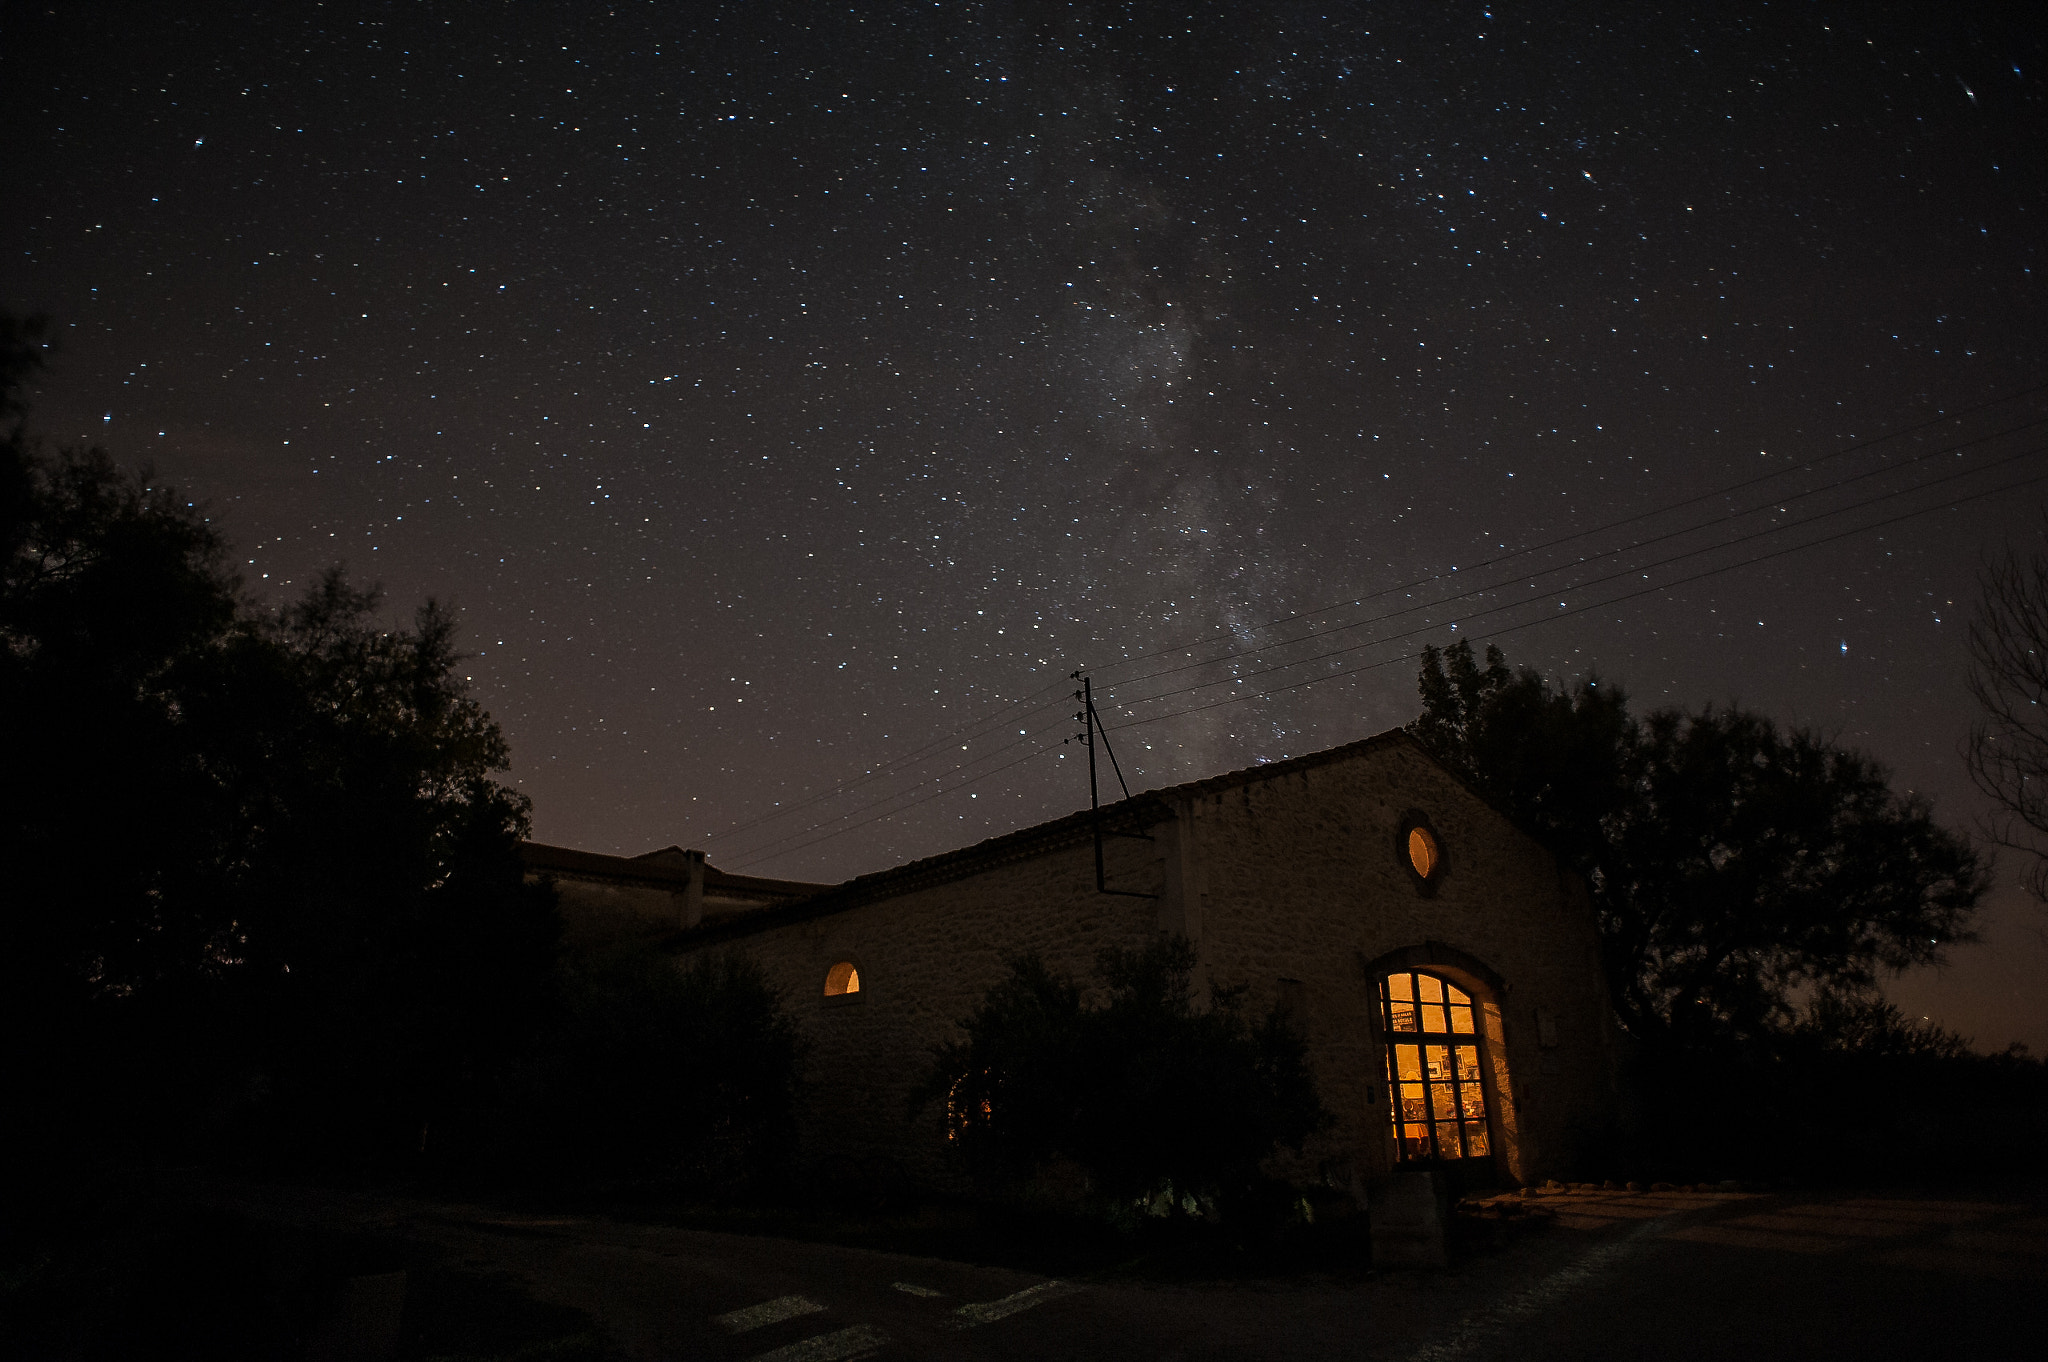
5 1 2045 1048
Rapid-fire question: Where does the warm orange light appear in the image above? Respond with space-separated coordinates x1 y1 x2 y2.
1407 826 1440 878
824 961 861 995
944 1072 993 1142
1382 969 1494 1166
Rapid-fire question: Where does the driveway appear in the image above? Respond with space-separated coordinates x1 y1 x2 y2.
207 1180 2048 1361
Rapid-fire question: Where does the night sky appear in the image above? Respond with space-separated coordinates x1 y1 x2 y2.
6 1 2044 1048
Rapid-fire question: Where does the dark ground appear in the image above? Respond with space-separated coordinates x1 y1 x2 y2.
7 1173 2041 1360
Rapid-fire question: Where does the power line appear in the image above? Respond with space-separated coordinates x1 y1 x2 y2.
718 710 1074 864
1099 439 2047 715
702 676 1071 847
1104 464 2048 735
1097 412 2048 696
1084 381 2048 682
729 459 2048 873
726 731 1070 871
1097 409 2039 696
705 387 2047 863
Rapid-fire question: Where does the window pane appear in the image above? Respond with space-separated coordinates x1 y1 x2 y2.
1408 827 1438 878
1384 974 1496 1166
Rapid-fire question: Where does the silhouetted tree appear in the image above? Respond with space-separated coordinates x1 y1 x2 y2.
203 571 561 1160
0 314 556 1169
1409 642 1986 1050
1967 527 2048 903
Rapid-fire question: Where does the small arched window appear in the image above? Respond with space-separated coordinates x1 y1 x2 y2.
823 961 861 997
1380 970 1492 1163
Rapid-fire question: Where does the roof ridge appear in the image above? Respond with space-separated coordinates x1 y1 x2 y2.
519 839 828 894
678 726 1432 944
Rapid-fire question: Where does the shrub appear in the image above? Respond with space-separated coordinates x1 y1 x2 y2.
1621 994 2048 1184
511 947 805 1192
919 938 1327 1215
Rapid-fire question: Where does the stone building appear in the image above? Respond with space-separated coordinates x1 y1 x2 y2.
530 728 1619 1192
517 840 826 947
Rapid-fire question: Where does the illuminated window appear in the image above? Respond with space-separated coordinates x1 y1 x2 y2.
1380 970 1493 1163
1407 825 1441 879
1397 813 1446 891
823 961 861 996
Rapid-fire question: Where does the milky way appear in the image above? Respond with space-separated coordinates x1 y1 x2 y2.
5 2 2044 1043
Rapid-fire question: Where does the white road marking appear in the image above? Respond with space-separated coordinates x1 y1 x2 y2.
474 1216 584 1228
892 1281 945 1297
1403 1218 1668 1362
716 1295 826 1334
952 1279 1080 1327
747 1323 889 1362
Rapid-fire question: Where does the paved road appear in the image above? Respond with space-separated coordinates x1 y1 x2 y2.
212 1181 2048 1360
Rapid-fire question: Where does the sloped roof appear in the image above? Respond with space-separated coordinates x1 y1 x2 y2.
678 726 1430 945
518 840 826 900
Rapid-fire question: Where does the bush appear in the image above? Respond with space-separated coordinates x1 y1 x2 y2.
918 938 1327 1218
1620 995 2048 1184
507 946 805 1194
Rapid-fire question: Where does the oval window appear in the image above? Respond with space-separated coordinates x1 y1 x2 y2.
823 961 861 996
1407 825 1441 880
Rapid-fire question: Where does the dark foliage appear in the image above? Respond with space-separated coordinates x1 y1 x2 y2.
203 571 564 1164
507 946 806 1192
0 315 558 1177
1409 641 1986 1050
918 938 1328 1215
1623 997 2048 1184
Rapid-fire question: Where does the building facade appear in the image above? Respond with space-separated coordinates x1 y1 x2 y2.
518 840 825 946
535 729 1620 1192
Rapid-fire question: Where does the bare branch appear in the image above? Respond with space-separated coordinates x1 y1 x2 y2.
1966 524 2048 903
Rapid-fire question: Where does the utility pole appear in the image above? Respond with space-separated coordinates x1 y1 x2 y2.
1071 670 1154 899
1081 674 1105 890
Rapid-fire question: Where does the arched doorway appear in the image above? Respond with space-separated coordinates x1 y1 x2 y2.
1379 969 1496 1166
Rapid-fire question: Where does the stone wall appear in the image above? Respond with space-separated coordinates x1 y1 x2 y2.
1182 739 1617 1188
677 732 1617 1192
546 876 693 946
